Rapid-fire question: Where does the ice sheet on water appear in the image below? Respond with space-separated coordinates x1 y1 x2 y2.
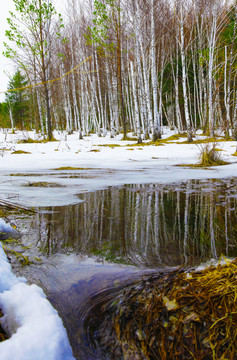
0 243 75 360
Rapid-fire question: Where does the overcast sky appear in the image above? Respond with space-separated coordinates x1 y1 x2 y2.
0 0 66 102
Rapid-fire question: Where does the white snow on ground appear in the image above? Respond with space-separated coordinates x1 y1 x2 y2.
0 234 75 360
0 128 236 206
0 128 236 358
0 218 17 234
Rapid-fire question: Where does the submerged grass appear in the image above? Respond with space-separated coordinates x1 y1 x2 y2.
11 150 31 154
110 258 237 359
52 166 94 170
3 246 31 266
23 182 65 188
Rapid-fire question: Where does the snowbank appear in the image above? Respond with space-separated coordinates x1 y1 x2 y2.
0 242 75 360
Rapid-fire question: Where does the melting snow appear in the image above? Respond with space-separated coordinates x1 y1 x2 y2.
0 243 75 360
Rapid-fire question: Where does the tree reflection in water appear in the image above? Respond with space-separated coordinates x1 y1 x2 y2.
33 178 237 267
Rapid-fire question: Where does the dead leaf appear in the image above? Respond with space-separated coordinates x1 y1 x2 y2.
183 312 200 323
162 296 179 311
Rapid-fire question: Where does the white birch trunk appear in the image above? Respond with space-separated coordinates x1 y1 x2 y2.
130 61 142 143
233 88 237 140
95 54 106 136
196 15 205 128
36 90 44 135
180 7 192 142
71 42 81 135
151 0 161 140
135 2 153 139
208 14 217 137
173 48 182 132
105 59 115 137
158 46 164 133
85 57 100 133
62 69 71 133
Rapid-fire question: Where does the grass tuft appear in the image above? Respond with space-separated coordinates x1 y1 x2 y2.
177 143 229 168
197 143 228 167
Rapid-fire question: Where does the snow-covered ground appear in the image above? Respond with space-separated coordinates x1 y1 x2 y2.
0 128 236 207
0 128 236 359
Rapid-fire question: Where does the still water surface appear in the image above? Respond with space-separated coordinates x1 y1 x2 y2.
25 177 237 266
14 178 237 359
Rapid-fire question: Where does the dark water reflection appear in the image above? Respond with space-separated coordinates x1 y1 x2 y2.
31 178 237 267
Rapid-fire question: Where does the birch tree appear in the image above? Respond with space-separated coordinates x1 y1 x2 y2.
4 0 66 139
178 5 193 142
207 8 217 137
151 0 161 140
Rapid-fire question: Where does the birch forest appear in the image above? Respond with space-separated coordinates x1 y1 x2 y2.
3 0 237 141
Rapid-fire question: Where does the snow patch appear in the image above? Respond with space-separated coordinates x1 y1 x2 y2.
0 218 19 240
195 257 233 272
0 243 75 360
0 219 16 234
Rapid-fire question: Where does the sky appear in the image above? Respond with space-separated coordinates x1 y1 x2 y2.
0 0 66 102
